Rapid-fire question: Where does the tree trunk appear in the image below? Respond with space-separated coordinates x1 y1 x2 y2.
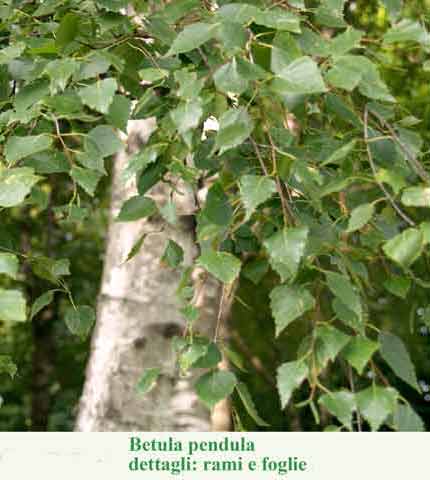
75 120 215 431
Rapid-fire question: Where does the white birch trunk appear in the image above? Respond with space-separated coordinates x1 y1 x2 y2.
75 120 219 431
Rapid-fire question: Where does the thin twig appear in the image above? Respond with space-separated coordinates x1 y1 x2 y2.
363 107 415 227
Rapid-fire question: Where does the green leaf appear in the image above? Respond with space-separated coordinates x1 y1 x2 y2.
379 332 419 391
383 275 411 299
117 196 157 222
197 250 241 284
121 145 161 182
161 240 184 268
321 140 356 166
380 0 402 22
106 95 131 132
315 325 350 367
170 99 203 135
137 367 161 394
0 289 26 322
0 355 18 379
70 166 104 196
0 42 25 65
56 13 79 48
401 186 430 207
0 253 19 279
264 227 309 282
382 228 424 268
393 404 425 432
315 0 347 28
329 28 364 57
214 58 249 95
166 22 218 56
242 258 269 285
383 19 429 45
216 21 248 55
195 370 237 409
270 284 315 336
346 203 375 233
30 290 55 320
356 386 397 431
375 169 406 194
271 32 301 74
0 167 41 208
192 342 222 369
277 360 308 408
236 382 270 427
214 107 254 156
139 68 169 83
274 56 327 94
255 8 301 33
239 174 277 220
24 152 69 174
5 135 53 165
30 257 70 284
178 343 208 372
342 336 379 375
216 4 260 24
202 182 233 226
64 305 96 338
78 78 117 114
327 55 395 102
87 125 123 158
318 391 356 430
325 271 362 321
43 58 78 94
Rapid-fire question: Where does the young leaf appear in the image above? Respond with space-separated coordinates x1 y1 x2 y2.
235 382 270 427
342 336 379 375
197 250 241 284
0 289 26 322
0 253 19 279
346 203 375 233
379 332 419 391
277 360 308 408
270 284 315 336
215 107 254 155
318 391 356 430
239 174 277 220
195 370 237 409
117 196 157 222
356 386 397 431
382 228 424 268
64 305 96 338
137 367 161 395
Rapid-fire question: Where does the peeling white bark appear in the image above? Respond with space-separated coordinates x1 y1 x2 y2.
75 120 216 431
